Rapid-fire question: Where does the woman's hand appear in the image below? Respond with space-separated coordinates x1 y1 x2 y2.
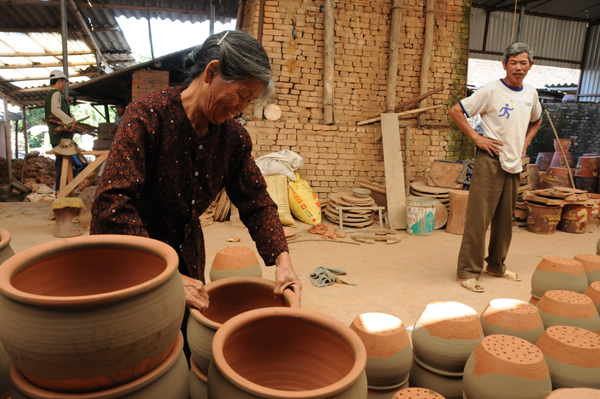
274 251 302 305
181 274 209 311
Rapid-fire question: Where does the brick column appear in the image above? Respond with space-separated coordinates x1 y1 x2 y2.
131 70 170 100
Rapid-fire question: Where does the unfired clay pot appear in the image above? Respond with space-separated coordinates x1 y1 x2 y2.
9 331 189 399
544 388 600 398
0 235 185 393
585 281 600 314
0 341 9 399
367 381 408 399
0 229 14 266
479 298 544 344
462 335 552 399
409 360 462 399
575 254 600 284
536 290 600 333
209 246 262 282
208 307 368 399
350 313 412 388
391 387 445 398
411 301 483 376
187 276 300 373
190 355 208 399
530 256 588 300
535 326 600 389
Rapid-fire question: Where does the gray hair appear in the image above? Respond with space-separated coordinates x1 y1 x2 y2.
503 42 533 64
182 30 274 106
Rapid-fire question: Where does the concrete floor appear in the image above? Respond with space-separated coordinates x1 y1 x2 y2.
1 194 599 332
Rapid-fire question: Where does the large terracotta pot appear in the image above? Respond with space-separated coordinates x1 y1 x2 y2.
535 152 554 172
575 254 600 284
540 167 571 189
550 152 574 168
553 139 572 153
209 246 262 282
409 360 462 399
190 355 208 399
536 326 600 389
575 176 598 193
536 290 600 333
187 276 300 373
9 332 189 399
558 204 592 234
208 307 368 399
479 298 544 344
525 202 563 234
530 256 588 300
350 313 412 389
0 341 9 399
544 388 600 398
391 388 445 398
529 164 541 189
585 282 600 313
0 235 185 393
575 156 599 177
411 301 483 376
462 335 552 399
0 229 15 266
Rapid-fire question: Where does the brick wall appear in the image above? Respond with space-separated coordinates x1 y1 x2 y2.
240 0 470 196
131 70 170 100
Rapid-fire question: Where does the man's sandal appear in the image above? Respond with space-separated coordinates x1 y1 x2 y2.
485 269 521 281
457 278 484 293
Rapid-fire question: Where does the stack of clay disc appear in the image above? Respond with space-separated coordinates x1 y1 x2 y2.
410 180 450 211
324 192 375 228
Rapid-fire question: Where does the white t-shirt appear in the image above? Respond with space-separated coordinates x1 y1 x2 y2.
459 79 542 174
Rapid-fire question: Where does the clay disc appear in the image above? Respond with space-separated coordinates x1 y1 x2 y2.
434 200 448 229
411 180 450 195
263 104 282 121
325 206 372 221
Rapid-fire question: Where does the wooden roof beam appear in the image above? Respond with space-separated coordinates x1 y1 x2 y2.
1 72 98 82
0 27 119 33
0 51 95 57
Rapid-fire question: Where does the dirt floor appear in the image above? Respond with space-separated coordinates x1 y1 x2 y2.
1 189 599 333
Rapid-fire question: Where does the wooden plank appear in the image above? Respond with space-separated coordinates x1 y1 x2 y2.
57 152 108 198
381 113 406 229
522 192 565 206
357 179 386 194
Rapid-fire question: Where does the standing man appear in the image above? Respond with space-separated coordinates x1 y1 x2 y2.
45 70 84 190
449 42 543 292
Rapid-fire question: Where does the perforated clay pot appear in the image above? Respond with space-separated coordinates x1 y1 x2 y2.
530 256 588 300
479 298 544 344
536 290 600 333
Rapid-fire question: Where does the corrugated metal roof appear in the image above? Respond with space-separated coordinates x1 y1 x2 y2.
580 25 600 102
0 0 237 108
471 0 600 22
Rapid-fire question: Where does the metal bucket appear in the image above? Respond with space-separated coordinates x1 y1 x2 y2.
406 197 436 236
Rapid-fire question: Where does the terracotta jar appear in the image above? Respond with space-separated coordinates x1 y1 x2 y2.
392 388 445 398
584 281 600 314
350 312 412 389
554 139 572 153
558 204 592 234
536 326 600 389
525 202 563 234
530 256 588 300
187 276 300 373
544 388 600 398
209 246 262 282
0 229 14 266
0 339 9 399
550 152 574 168
535 152 554 172
409 360 462 399
9 331 190 399
540 167 571 189
529 164 541 189
575 156 599 177
367 381 408 399
479 298 544 344
536 290 600 333
462 335 552 399
0 234 185 393
190 355 208 399
574 254 600 284
208 307 368 399
411 301 483 376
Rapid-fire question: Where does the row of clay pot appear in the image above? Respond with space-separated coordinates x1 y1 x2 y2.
0 235 187 397
531 255 600 300
526 202 595 235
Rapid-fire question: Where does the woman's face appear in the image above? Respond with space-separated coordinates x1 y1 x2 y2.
203 74 263 124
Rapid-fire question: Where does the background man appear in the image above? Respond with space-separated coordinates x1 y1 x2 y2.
449 42 543 292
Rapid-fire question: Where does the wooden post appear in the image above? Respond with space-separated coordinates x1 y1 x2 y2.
418 0 435 126
386 0 403 112
405 126 411 195
323 0 334 124
253 0 266 121
1 95 13 182
381 113 407 229
21 107 28 154
236 0 244 30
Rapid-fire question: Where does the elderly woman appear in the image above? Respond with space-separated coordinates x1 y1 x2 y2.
91 30 302 311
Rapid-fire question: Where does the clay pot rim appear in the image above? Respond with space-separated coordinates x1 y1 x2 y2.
0 234 179 307
190 354 208 383
366 374 409 391
413 355 464 377
9 332 184 399
0 228 10 251
211 307 367 398
188 276 300 329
